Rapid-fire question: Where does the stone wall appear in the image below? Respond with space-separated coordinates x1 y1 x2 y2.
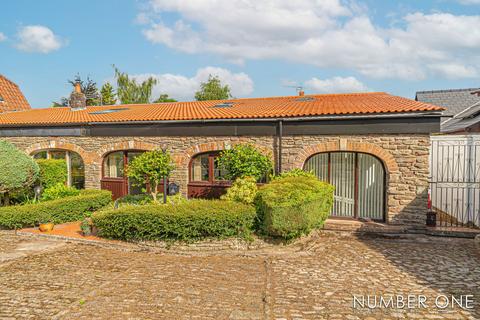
2 134 430 225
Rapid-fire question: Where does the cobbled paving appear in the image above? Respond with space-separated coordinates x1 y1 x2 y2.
0 232 479 319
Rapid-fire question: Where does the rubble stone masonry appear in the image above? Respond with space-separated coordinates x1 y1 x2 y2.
3 134 430 225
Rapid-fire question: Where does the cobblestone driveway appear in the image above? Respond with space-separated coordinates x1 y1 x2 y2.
0 232 479 319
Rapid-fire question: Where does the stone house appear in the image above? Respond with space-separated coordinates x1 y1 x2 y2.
0 85 444 226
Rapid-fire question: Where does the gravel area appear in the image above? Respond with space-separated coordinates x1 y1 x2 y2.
0 231 479 319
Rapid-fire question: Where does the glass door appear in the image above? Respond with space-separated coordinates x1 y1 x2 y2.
330 152 355 217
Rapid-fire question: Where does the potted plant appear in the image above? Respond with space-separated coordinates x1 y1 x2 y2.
38 216 54 232
80 217 97 236
38 220 54 232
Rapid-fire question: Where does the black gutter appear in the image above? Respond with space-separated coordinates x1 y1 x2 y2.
88 111 443 126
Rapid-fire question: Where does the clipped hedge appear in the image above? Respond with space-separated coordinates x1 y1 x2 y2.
36 159 68 188
92 200 256 241
0 189 112 229
255 176 334 239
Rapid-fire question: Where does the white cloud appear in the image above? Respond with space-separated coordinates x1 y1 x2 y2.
129 66 254 101
457 0 480 4
15 25 64 53
140 1 480 80
0 32 6 42
427 63 478 79
305 76 369 93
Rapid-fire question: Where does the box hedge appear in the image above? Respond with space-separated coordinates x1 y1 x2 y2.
36 159 68 188
92 200 256 241
0 189 112 229
255 176 334 239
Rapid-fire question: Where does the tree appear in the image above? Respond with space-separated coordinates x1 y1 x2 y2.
126 150 175 203
51 98 69 108
0 141 39 206
195 75 232 101
216 144 273 181
100 82 117 105
154 94 177 103
114 67 157 104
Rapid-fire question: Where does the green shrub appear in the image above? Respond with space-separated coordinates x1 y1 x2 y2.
0 140 39 205
217 144 273 181
36 159 68 188
221 177 258 204
41 183 80 201
0 189 112 229
255 176 334 239
114 193 187 208
92 200 256 241
274 168 316 180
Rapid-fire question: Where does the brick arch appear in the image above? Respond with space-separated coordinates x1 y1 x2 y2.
179 141 273 167
293 139 399 174
26 140 93 164
97 140 161 159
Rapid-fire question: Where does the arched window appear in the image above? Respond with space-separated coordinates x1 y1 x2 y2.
32 149 85 189
188 152 229 198
304 152 385 221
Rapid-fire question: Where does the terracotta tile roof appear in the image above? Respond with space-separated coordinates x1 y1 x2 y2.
0 92 444 127
0 75 31 113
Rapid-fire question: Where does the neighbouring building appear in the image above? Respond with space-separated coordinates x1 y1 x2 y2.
416 88 480 228
0 87 444 226
0 75 31 113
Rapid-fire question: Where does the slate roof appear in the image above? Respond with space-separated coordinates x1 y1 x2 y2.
0 92 444 127
0 75 31 113
416 88 480 133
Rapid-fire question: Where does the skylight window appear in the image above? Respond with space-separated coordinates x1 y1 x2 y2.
89 108 129 115
0 95 4 103
296 97 316 102
211 102 234 108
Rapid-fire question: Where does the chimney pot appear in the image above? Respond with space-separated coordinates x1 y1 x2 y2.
299 90 305 96
74 82 82 93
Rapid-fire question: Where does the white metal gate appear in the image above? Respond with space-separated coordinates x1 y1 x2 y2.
304 152 385 220
430 135 480 228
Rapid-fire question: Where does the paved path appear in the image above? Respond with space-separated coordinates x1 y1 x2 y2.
0 232 479 319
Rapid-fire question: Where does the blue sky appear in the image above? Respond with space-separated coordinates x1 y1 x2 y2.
1 0 479 108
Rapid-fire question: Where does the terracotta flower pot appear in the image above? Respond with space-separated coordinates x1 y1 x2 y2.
39 222 54 232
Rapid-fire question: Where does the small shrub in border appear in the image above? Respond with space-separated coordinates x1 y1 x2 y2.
92 200 256 241
41 183 80 201
36 159 68 188
0 189 112 229
221 176 258 205
255 176 334 239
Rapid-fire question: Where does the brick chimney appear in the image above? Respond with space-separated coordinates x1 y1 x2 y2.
298 89 305 96
69 82 86 111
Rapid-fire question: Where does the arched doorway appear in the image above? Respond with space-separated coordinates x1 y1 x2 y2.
101 150 145 199
101 150 169 199
304 152 385 221
32 149 85 189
